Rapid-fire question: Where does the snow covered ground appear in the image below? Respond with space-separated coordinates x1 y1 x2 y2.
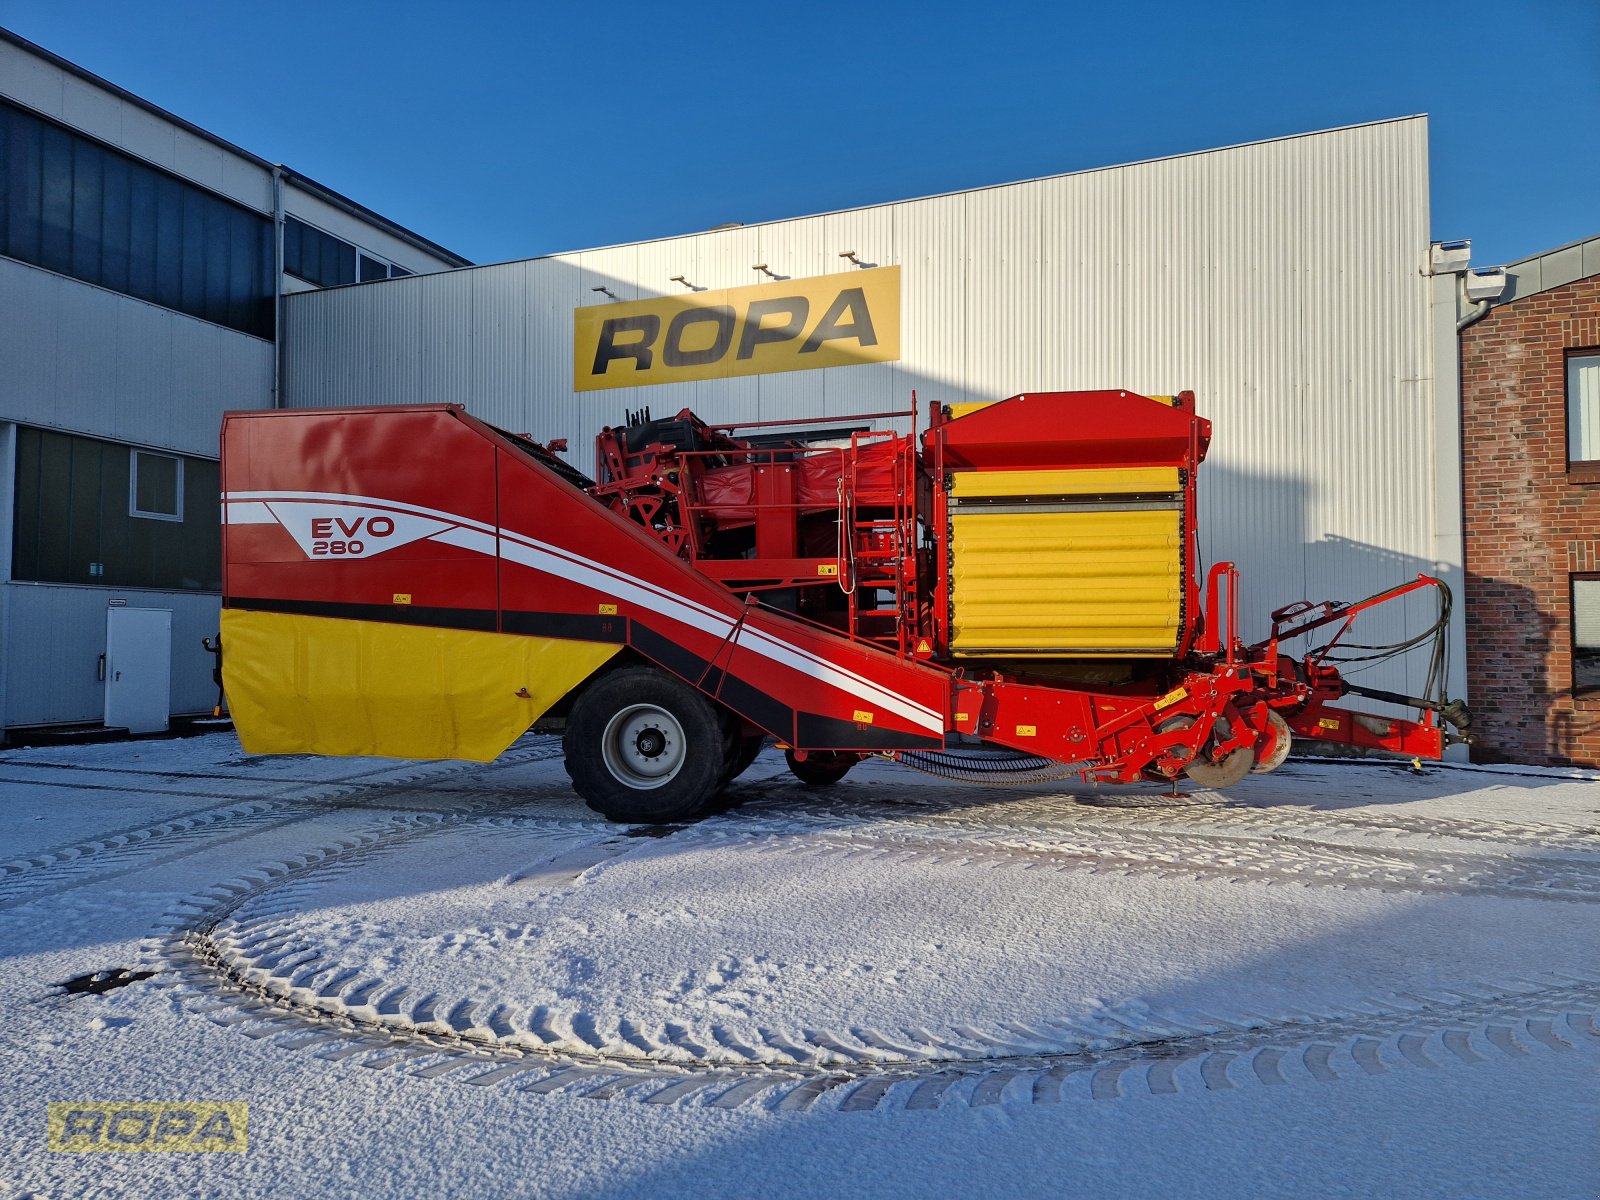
1 731 1596 1199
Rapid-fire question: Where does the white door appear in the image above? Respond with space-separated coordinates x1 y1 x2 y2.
104 607 172 734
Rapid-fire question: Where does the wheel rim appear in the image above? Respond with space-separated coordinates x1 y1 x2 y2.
600 704 687 790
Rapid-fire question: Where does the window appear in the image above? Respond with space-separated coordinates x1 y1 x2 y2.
1577 577 1600 695
1570 352 1600 467
0 99 273 337
130 451 183 520
12 427 220 591
283 214 410 287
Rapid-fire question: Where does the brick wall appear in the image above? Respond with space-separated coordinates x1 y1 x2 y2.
1460 274 1600 765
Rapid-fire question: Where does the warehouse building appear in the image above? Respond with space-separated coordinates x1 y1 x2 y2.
282 115 1476 715
1460 233 1600 766
0 28 468 741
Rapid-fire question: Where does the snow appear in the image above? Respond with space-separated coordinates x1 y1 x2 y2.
1 732 1596 1199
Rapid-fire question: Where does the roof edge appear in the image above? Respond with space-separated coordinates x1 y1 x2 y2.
1489 231 1600 309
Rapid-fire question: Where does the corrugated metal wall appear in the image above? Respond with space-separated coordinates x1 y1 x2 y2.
3 586 221 724
0 258 273 458
285 117 1452 699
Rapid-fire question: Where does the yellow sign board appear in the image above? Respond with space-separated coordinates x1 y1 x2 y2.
574 267 900 392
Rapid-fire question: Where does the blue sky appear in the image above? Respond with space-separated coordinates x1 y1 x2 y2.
3 1 1596 267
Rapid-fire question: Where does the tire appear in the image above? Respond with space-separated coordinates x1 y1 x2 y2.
563 667 728 822
721 734 766 787
785 749 858 786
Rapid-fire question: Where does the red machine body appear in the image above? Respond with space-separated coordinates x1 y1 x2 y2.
220 391 1467 821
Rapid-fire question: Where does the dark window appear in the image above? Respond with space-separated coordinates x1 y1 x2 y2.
389 263 412 278
38 122 73 275
131 451 182 519
70 136 103 281
0 99 272 337
100 152 131 295
11 427 221 591
1570 352 1600 466
4 108 44 262
283 214 400 287
285 215 340 286
1576 576 1600 695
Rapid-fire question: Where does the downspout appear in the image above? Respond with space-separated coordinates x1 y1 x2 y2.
1456 273 1492 331
272 166 285 408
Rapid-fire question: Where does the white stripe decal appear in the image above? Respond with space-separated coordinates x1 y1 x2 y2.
224 501 275 525
225 490 943 731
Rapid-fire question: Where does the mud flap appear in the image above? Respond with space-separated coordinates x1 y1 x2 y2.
221 609 618 761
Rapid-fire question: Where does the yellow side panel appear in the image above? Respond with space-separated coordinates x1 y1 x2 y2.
220 610 619 762
950 510 1182 657
950 467 1181 498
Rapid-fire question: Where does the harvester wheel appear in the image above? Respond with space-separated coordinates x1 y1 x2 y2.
1249 710 1294 775
564 667 727 822
784 749 858 786
1183 715 1255 789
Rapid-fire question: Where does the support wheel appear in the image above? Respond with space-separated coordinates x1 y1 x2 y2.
1249 710 1294 775
1183 715 1255 789
564 667 728 822
785 749 858 786
1184 747 1255 789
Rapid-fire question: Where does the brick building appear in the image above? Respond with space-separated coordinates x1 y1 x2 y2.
1460 235 1600 766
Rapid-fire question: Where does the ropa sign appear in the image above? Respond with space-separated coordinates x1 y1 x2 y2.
573 266 900 391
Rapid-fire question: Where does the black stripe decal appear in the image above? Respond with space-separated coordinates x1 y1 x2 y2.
502 610 626 643
224 596 497 632
796 711 944 752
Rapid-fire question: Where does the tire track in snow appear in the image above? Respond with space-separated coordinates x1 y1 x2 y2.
0 742 566 909
141 813 1600 1112
755 782 1600 857
724 825 1600 903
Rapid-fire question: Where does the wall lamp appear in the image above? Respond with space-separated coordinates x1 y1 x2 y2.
591 285 618 300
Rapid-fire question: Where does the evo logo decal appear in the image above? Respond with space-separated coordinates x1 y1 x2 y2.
266 503 455 561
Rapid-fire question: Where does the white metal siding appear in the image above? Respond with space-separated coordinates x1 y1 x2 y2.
284 117 1449 699
2 586 221 726
0 257 274 456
